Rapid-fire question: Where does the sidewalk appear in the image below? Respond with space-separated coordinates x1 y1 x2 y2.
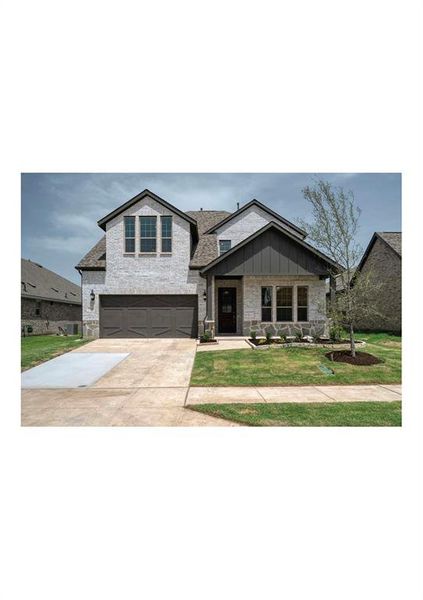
186 384 402 405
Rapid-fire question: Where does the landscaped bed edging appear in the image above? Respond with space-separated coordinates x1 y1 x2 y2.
246 338 366 350
197 339 219 346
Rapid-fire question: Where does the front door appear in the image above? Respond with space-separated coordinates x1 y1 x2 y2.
218 288 237 334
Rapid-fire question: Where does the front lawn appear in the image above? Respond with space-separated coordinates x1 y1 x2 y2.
188 401 402 427
190 332 401 386
21 335 89 371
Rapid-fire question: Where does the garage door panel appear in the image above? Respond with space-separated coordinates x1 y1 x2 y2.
99 295 198 338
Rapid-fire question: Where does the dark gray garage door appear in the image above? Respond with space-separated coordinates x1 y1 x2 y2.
99 295 198 338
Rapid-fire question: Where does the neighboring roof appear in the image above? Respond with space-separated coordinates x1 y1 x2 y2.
186 210 231 268
201 221 342 274
202 199 307 238
97 189 198 232
357 232 402 272
76 237 106 270
21 259 81 304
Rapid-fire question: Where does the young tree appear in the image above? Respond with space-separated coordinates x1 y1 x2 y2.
299 179 383 357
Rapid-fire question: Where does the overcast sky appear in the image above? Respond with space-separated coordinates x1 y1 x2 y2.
21 173 401 284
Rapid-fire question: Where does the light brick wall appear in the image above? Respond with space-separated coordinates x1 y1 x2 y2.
356 237 401 332
242 275 327 336
215 205 300 248
81 194 206 337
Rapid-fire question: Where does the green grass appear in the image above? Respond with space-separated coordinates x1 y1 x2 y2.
188 401 402 427
190 332 401 386
21 335 90 371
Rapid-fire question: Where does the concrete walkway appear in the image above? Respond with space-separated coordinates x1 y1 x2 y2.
21 337 401 426
186 384 402 405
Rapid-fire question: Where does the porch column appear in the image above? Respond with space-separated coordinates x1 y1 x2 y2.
203 274 215 338
206 274 214 320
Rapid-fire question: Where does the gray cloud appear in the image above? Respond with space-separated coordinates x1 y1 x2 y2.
21 173 401 283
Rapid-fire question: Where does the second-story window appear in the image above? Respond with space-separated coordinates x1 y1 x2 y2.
140 216 157 253
219 240 231 255
161 216 172 253
124 216 136 253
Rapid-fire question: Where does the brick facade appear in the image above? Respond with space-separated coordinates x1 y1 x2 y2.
355 237 401 332
215 204 299 248
21 297 81 335
81 195 206 337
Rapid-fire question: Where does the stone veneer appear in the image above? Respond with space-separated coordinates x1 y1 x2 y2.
242 275 328 337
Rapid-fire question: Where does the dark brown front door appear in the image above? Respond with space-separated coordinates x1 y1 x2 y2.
218 288 237 333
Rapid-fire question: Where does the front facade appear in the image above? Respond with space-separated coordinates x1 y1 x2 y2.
77 190 338 339
21 259 82 335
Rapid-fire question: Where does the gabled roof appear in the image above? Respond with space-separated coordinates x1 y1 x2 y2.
76 237 106 270
186 210 231 268
22 259 81 304
97 189 198 233
357 232 402 272
202 199 307 238
201 221 341 274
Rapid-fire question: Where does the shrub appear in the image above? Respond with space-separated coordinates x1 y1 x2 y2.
277 329 286 342
330 323 346 342
265 330 273 344
295 331 303 341
250 330 257 340
200 330 213 343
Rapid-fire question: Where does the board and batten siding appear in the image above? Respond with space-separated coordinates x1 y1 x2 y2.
206 229 331 277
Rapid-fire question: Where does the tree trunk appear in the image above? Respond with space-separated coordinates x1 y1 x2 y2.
349 323 356 358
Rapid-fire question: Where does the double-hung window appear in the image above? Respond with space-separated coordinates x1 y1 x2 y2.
276 287 293 321
261 287 273 322
219 240 231 255
297 286 308 321
161 216 172 253
140 216 157 253
124 216 136 253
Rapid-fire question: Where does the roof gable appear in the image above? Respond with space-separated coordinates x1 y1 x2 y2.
357 232 401 272
97 189 197 232
203 199 306 238
201 221 340 276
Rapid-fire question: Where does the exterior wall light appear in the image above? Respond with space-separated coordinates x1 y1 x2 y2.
90 290 95 302
203 290 207 301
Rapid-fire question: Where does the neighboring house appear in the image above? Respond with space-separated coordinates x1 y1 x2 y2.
76 189 340 339
21 259 82 335
354 232 402 333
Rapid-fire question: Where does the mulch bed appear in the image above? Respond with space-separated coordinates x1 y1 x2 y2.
325 350 383 366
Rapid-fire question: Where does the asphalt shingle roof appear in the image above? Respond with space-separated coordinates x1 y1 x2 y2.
186 210 231 267
76 237 106 270
378 232 401 257
22 258 81 304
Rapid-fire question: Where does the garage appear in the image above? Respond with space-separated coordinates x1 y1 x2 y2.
99 295 198 338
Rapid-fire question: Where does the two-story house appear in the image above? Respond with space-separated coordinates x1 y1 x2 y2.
76 189 339 339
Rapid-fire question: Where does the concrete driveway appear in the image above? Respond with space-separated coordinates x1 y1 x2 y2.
21 338 237 427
